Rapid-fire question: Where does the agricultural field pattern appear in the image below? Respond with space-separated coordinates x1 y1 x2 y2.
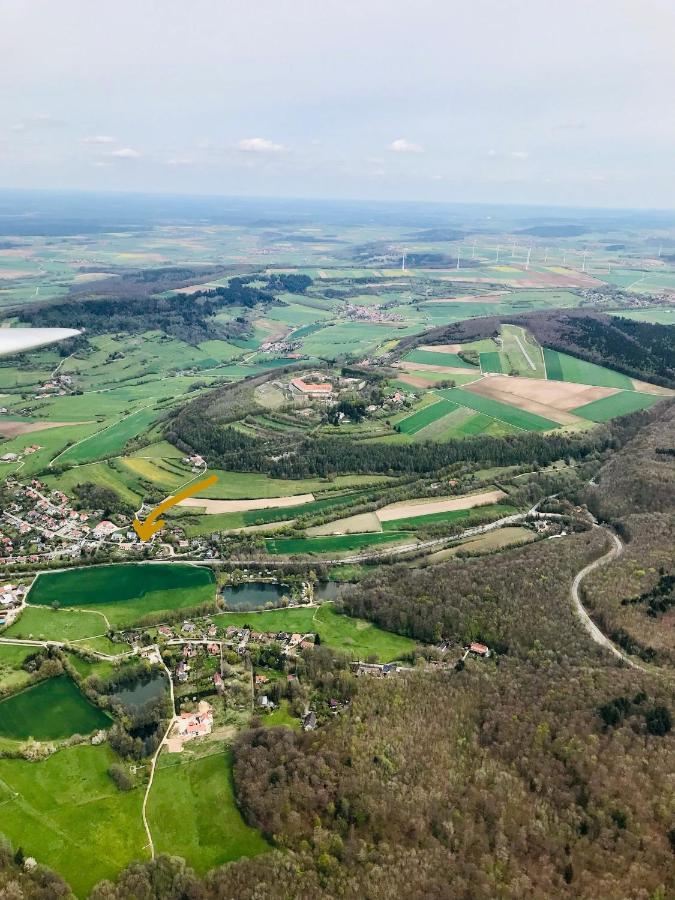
0 194 674 897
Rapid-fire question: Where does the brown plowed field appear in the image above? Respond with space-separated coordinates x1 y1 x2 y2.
465 375 618 423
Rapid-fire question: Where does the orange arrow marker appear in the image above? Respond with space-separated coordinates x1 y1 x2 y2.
132 474 219 542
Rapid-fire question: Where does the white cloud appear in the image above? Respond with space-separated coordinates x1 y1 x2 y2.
237 137 286 153
510 150 529 160
389 138 424 154
165 156 194 166
109 147 141 159
81 135 117 144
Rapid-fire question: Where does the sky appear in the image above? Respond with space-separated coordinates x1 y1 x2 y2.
2 0 674 208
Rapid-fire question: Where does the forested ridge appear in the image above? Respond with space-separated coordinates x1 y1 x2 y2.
15 273 302 345
580 403 675 667
167 380 668 478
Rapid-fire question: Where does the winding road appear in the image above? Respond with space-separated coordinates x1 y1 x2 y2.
571 526 646 671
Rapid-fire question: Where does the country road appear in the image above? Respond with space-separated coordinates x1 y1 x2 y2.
141 649 177 859
571 526 646 671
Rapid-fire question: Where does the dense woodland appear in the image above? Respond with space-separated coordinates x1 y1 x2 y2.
15 273 302 346
92 527 674 900
404 310 675 388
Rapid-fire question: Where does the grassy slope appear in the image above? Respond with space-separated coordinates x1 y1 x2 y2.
0 744 146 896
265 531 412 555
543 348 635 389
149 749 268 872
571 390 662 422
214 603 415 661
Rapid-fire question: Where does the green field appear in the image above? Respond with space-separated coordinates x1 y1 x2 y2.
436 388 558 432
571 390 663 422
381 502 516 531
183 470 392 499
56 407 161 465
213 602 415 661
608 307 675 326
4 605 114 647
403 349 477 368
397 398 459 434
0 675 111 741
0 744 146 895
543 349 634 389
479 351 503 373
149 750 268 872
0 644 34 692
265 531 412 555
26 563 216 627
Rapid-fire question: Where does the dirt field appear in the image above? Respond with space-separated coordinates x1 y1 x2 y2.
397 373 445 388
629 378 675 396
423 526 535 562
308 512 381 535
398 361 478 375
0 420 88 438
418 343 464 352
466 375 618 422
178 494 315 514
377 489 506 523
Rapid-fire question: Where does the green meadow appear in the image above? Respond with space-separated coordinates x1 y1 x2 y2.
56 407 161 465
397 398 459 434
26 563 216 627
543 349 634 389
571 390 663 422
0 675 111 741
149 750 268 872
381 502 516 531
0 744 146 896
213 602 415 661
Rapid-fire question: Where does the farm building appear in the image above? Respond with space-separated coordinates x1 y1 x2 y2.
290 376 333 399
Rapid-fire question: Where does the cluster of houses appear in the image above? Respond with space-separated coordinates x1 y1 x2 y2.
343 302 404 324
0 444 42 464
0 582 27 626
181 454 205 472
36 373 73 396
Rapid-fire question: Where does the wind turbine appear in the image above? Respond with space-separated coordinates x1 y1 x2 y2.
581 250 588 273
525 247 532 271
495 244 501 263
511 239 518 258
456 246 461 270
471 239 477 260
401 249 406 272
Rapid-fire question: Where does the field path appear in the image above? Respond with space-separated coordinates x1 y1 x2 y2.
570 526 646 671
141 649 177 859
513 331 536 371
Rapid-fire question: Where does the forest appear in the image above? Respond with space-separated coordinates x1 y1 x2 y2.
17 279 282 345
89 523 674 899
580 403 675 667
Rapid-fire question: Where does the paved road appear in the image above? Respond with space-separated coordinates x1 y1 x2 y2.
570 526 646 671
513 331 537 371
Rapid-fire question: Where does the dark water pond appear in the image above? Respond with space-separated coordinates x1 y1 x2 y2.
111 672 168 709
220 580 346 611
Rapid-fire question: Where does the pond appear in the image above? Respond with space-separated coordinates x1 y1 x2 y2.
0 675 111 741
220 580 346 611
110 672 169 709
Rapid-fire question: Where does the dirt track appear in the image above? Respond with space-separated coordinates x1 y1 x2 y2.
377 489 506 522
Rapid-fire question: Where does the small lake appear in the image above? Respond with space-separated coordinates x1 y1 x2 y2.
110 672 168 709
220 580 346 611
